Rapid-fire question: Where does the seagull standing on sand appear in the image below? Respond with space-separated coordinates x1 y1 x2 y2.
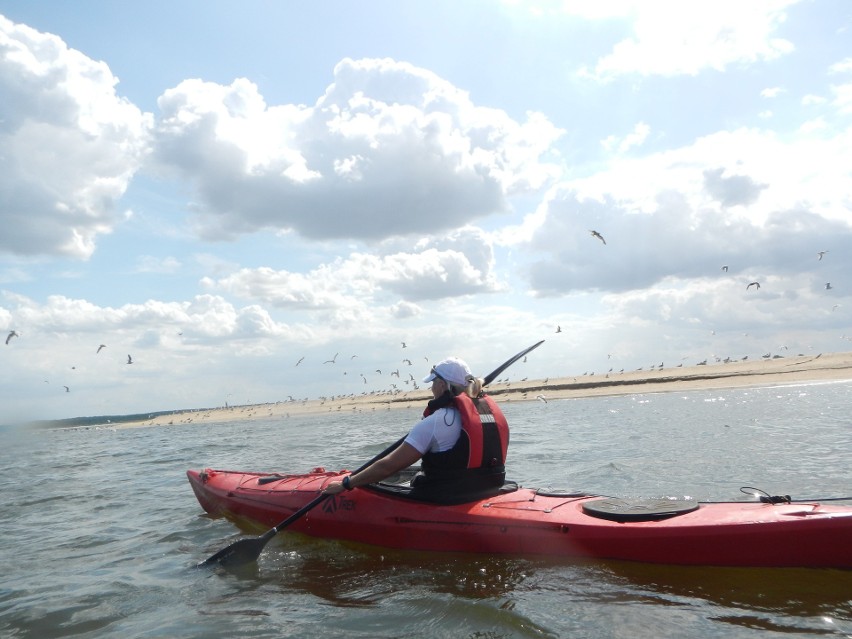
6 330 19 345
589 230 606 245
747 282 761 290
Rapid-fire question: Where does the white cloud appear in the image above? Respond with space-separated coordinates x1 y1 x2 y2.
798 117 827 133
579 0 797 79
828 57 852 75
134 255 182 274
0 16 152 259
602 122 650 154
208 226 504 311
554 127 852 227
151 58 564 242
3 291 299 346
831 82 852 114
519 126 852 296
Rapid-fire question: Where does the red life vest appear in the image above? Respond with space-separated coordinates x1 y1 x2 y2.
422 393 509 471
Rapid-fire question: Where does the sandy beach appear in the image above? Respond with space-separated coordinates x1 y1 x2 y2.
119 351 852 428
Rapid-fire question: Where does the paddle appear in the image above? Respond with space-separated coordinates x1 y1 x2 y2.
483 339 544 387
197 436 406 568
198 339 544 568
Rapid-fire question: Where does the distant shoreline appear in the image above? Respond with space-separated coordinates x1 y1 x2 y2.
53 351 849 430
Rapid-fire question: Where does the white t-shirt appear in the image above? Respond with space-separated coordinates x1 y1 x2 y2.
404 407 462 455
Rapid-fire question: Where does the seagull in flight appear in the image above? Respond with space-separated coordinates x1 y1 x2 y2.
556 325 562 333
818 251 829 261
97 344 107 353
825 282 833 290
324 353 338 364
746 282 761 290
6 330 19 345
63 385 70 393
127 355 133 364
589 230 606 245
295 356 305 366
721 265 728 272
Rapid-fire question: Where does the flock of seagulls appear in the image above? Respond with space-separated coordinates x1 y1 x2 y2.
587 230 838 296
282 343 438 404
5 332 134 394
572 230 843 372
741 251 836 293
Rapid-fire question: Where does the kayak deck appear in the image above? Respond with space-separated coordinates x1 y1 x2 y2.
187 468 852 568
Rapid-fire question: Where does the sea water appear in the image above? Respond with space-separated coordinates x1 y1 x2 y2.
1 381 850 638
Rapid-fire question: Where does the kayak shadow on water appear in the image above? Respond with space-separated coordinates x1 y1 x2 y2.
599 560 852 634
194 517 852 636
197 531 563 637
237 534 539 605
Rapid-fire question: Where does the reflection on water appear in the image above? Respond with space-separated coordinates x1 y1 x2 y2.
600 561 852 635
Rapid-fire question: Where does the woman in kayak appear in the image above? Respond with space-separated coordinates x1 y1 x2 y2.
323 356 510 501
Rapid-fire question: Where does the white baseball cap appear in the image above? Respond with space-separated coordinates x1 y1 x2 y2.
422 356 472 386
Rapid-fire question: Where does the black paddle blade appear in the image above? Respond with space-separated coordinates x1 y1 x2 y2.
483 340 544 387
198 535 270 568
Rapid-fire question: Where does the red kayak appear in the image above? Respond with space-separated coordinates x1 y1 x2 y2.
187 467 852 569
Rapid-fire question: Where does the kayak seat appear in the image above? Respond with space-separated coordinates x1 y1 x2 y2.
370 468 520 505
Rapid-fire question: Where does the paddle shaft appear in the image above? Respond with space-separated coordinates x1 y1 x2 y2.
261 435 406 541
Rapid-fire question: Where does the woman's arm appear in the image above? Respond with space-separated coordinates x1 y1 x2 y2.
323 442 423 495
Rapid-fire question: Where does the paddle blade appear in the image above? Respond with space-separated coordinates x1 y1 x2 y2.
483 340 544 387
198 535 269 568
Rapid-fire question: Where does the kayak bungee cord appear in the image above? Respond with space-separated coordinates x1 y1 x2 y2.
696 486 852 504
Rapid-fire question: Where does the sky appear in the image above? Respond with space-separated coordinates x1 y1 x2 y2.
1 0 851 423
